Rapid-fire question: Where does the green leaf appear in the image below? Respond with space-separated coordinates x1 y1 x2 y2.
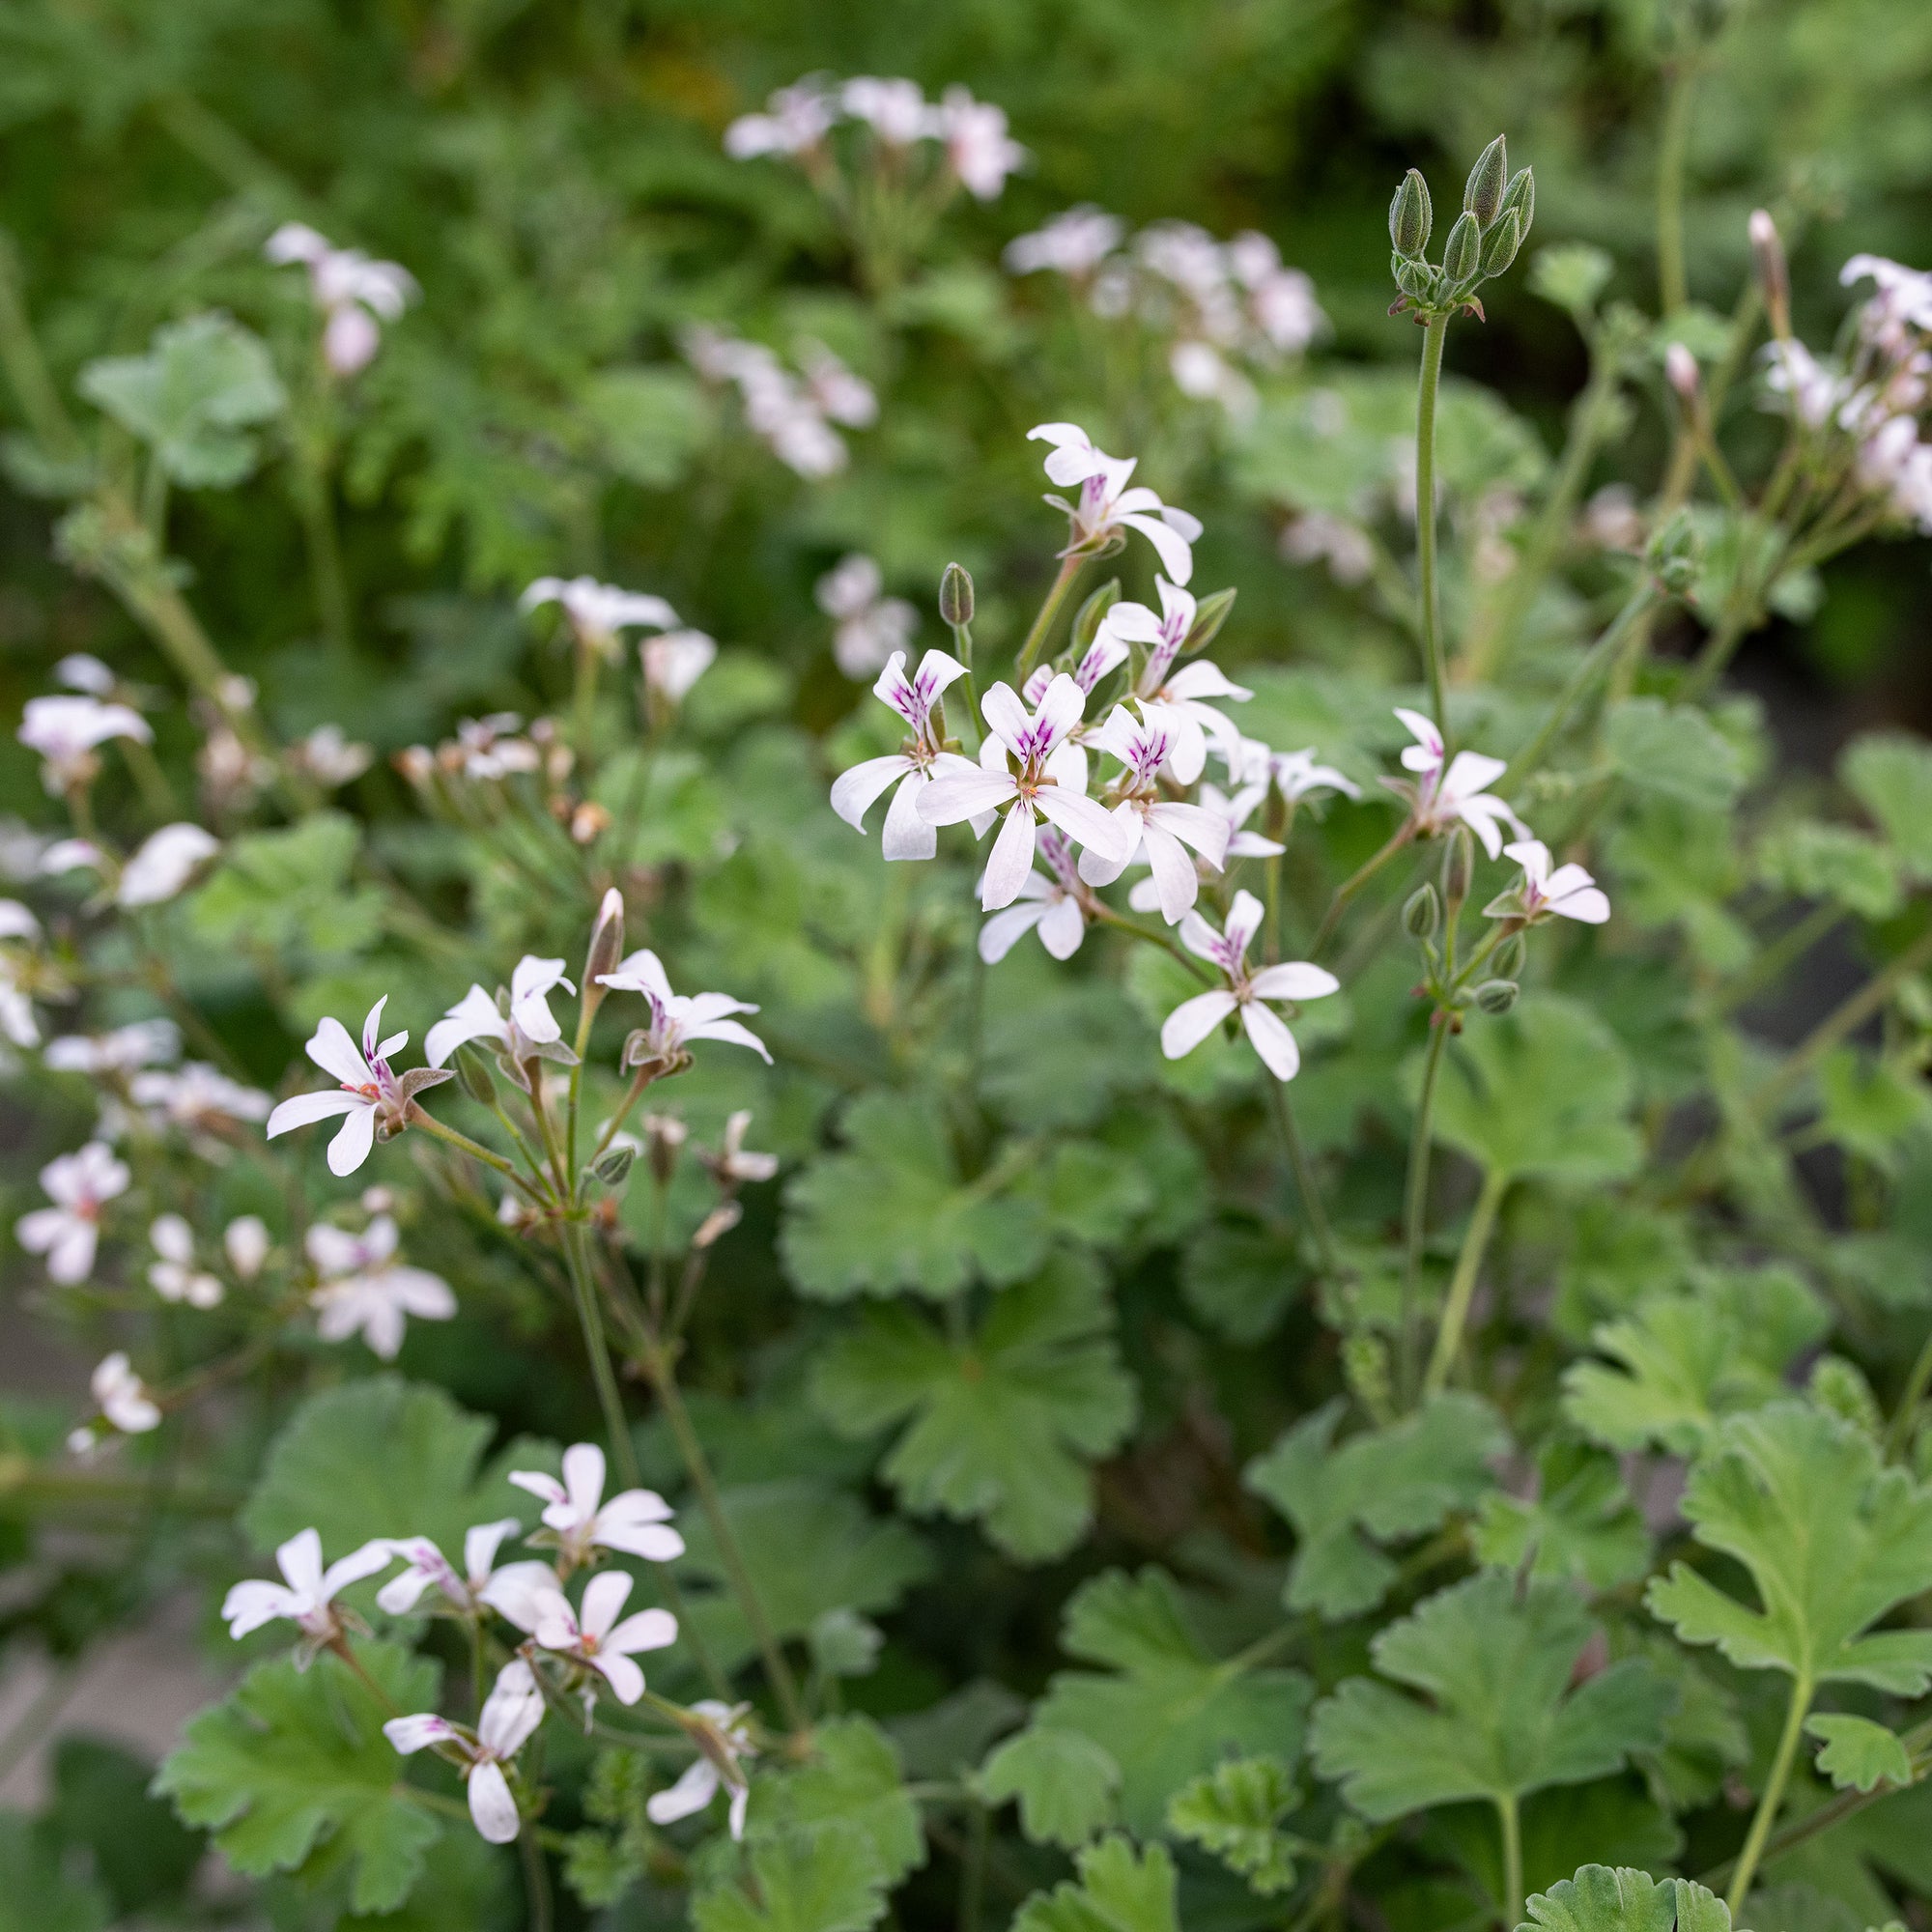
1473 1443 1652 1590
1756 822 1902 922
810 1254 1137 1561
1805 1715 1915 1793
1429 997 1642 1186
1245 1395 1507 1619
781 1094 1050 1299
1181 1218 1304 1342
45 1737 202 1917
1647 1403 1932 1692
1167 1756 1302 1895
750 1718 925 1889
187 811 384 975
1026 1568 1314 1836
1605 699 1747 811
694 1830 886 1932
242 1376 556 1564
1562 1269 1830 1455
1012 1835 1179 1932
1817 1050 1932 1172
1841 732 1932 879
1309 1575 1672 1820
1516 1866 1730 1932
980 973 1156 1130
587 364 710 489
77 313 286 487
153 1643 441 1914
978 1727 1121 1850
0 1813 110 1932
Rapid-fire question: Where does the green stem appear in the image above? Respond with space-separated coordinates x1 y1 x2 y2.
1400 1021 1450 1405
560 1219 643 1489
1501 582 1660 797
949 618 981 752
1886 1326 1932 1461
1423 1168 1508 1398
959 1795 989 1932
572 638 600 768
1727 1673 1812 1924
293 444 353 656
1266 1079 1338 1276
1414 314 1451 742
1712 902 1842 1017
520 1829 554 1932
1657 61 1697 316
1314 824 1415 957
1496 1792 1523 1932
1013 554 1085 679
409 1107 527 1186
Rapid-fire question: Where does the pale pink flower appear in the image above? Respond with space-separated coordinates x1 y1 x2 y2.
17 1141 128 1283
265 997 451 1177
425 956 574 1067
118 823 219 907
1005 207 1123 280
129 1062 274 1134
979 828 1088 963
648 1702 756 1840
225 1215 270 1279
798 342 877 428
306 1215 456 1359
1079 707 1231 923
595 952 769 1065
292 724 374 788
703 1111 780 1185
44 1018 181 1077
1161 890 1338 1082
378 1519 554 1619
1389 708 1527 859
936 87 1026 200
839 76 932 147
266 223 417 377
521 577 677 659
1280 511 1374 585
531 1570 678 1707
1494 838 1610 926
1028 423 1202 584
18 696 151 792
831 648 981 861
817 554 919 679
509 1441 685 1568
642 629 718 704
724 78 838 159
78 1351 161 1444
220 1526 395 1655
55 654 115 695
1093 579 1250 783
384 1658 545 1843
149 1214 223 1309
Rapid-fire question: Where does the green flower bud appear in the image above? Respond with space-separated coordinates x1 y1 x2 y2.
1442 211 1482 286
590 1143 636 1187
1182 586 1236 656
454 1044 497 1108
1474 979 1520 1015
1394 257 1435 300
1491 932 1526 980
1071 578 1121 652
1495 166 1535 239
1404 883 1441 940
1463 136 1509 226
1645 507 1702 594
1480 211 1522 279
939 561 974 628
1389 169 1432 259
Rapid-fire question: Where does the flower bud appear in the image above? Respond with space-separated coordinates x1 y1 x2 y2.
642 1113 688 1188
1182 586 1236 656
454 1044 497 1108
1748 209 1789 338
1463 136 1509 226
1394 256 1435 301
1071 578 1121 652
1442 212 1482 287
1491 932 1526 980
1403 883 1441 940
1664 342 1701 403
1388 169 1432 260
1495 167 1535 240
1646 507 1702 593
939 561 974 629
584 886 626 992
1479 211 1522 279
590 1142 636 1188
1473 979 1520 1015
1440 826 1475 908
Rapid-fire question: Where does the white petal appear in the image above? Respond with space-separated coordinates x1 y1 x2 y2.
1141 817 1201 923
266 1089 364 1138
327 1104 378 1177
646 1758 720 1825
468 1760 523 1843
606 1606 679 1656
1241 1002 1301 1080
880 772 938 861
1149 801 1231 866
562 1443 607 1523
979 683 1032 756
579 1568 633 1641
1037 895 1087 959
1225 890 1265 960
979 902 1049 963
424 986 508 1068
830 755 915 831
1121 510 1194 584
1554 885 1611 924
594 1652 645 1705
384 1714 456 1754
305 1016 370 1088
1161 989 1238 1059
1247 961 1340 1002
1035 785 1134 861
980 804 1037 910
919 770 1015 825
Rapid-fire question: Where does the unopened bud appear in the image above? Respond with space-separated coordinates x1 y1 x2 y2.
1495 167 1535 241
1479 211 1522 279
1181 586 1236 656
1071 578 1121 652
1404 883 1441 940
1463 135 1509 227
693 1200 744 1250
1389 169 1433 260
1473 979 1520 1015
1646 507 1701 593
1748 209 1789 338
1442 212 1482 286
590 1143 636 1187
1665 342 1701 403
939 561 974 629
454 1044 497 1108
1440 826 1475 908
1394 256 1435 301
1491 932 1526 980
642 1113 688 1187
583 887 625 1009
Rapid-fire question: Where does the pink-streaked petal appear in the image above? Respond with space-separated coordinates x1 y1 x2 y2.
1224 890 1265 961
1098 601 1164 645
1241 1002 1302 1081
1162 989 1238 1059
479 1563 555 1634
1504 838 1551 885
1441 750 1508 800
1177 911 1225 966
1032 673 1086 750
384 1714 457 1754
979 682 1032 757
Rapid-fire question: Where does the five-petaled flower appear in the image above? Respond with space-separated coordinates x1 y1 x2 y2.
306 1216 457 1359
266 223 417 377
1161 890 1339 1082
1492 839 1611 927
426 956 575 1070
831 648 983 860
596 952 770 1067
17 1141 128 1284
642 630 718 706
510 1442 686 1569
648 1701 757 1840
1094 579 1251 783
68 1351 161 1454
265 997 452 1177
1079 707 1232 922
979 827 1089 963
384 1658 545 1843
918 675 1134 909
521 577 677 660
18 695 152 794
378 1519 556 1621
1388 708 1527 859
221 1526 395 1662
1027 424 1203 584
149 1215 223 1309
531 1570 678 1706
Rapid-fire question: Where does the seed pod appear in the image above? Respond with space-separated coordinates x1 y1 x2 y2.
1463 135 1509 226
1480 211 1522 278
1495 166 1535 240
1182 586 1237 656
1474 978 1520 1015
1748 209 1789 338
1071 578 1121 652
590 1143 636 1187
1442 212 1482 286
454 1044 497 1108
1388 169 1432 259
939 561 975 628
1404 883 1441 940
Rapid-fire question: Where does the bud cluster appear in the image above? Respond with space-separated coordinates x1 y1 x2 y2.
1387 136 1534 322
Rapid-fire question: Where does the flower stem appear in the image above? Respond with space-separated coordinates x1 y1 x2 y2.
1496 1792 1523 1932
560 1218 642 1486
409 1107 528 1186
1313 824 1414 957
1423 1167 1508 1398
1887 1326 1932 1461
1399 1019 1449 1406
519 1828 554 1932
1727 1673 1812 1924
1413 313 1451 744
1013 554 1085 679
1265 1078 1337 1277
1657 60 1697 317
1500 581 1659 796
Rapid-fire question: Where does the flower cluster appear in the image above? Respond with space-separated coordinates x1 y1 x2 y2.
684 327 876 478
265 223 417 377
817 554 919 678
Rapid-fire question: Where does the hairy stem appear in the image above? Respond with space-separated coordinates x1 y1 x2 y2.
1727 1673 1812 1924
1414 314 1451 740
1423 1167 1508 1399
1013 554 1085 679
560 1219 643 1487
1400 1020 1450 1405
409 1107 529 1187
1314 824 1415 957
1266 1079 1338 1276
1496 1792 1523 1932
1501 582 1660 797
1656 62 1696 316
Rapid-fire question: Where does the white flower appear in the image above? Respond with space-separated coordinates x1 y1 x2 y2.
306 1215 457 1359
1841 253 1932 342
596 952 771 1065
798 342 877 428
0 900 41 1047
1231 233 1324 355
831 648 982 861
117 823 219 907
425 956 574 1067
840 76 932 147
1093 579 1250 783
648 1702 756 1840
724 78 838 159
1280 511 1375 585
1161 890 1339 1082
384 1658 546 1843
129 1062 274 1133
509 1441 685 1568
642 630 718 704
83 1351 161 1440
266 223 417 377
1005 207 1123 279
44 1018 181 1077
452 714 541 780
918 675 1135 909
55 654 115 695
703 1111 780 1185
979 827 1088 963
17 1141 128 1283
221 1526 395 1656
1079 707 1231 923
1495 838 1611 926
1028 424 1202 583
378 1519 554 1620
935 87 1026 200
521 577 677 659
293 724 375 787
1267 746 1362 804
817 554 920 679
1161 781 1284 892
18 696 152 792
531 1571 678 1707
225 1215 270 1279
1389 709 1527 859
266 997 451 1177
149 1214 223 1309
